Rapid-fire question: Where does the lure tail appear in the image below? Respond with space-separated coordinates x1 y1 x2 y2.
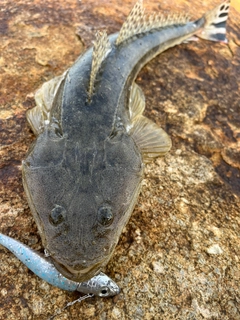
197 0 230 43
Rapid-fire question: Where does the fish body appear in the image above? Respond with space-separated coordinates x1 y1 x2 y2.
14 0 230 287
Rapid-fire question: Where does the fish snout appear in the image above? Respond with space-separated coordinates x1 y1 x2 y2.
52 257 105 282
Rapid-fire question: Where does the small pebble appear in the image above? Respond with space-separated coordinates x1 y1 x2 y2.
206 244 223 255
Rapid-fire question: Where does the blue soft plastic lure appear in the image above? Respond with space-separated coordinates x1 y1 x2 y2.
0 233 119 297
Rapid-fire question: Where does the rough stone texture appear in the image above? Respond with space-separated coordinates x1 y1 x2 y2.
0 1 239 319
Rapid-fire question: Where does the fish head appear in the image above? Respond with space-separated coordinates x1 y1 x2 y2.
22 129 143 282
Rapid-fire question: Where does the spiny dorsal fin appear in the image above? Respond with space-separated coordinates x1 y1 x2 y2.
88 31 111 100
116 0 189 46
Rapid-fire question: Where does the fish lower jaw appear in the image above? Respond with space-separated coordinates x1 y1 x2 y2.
52 258 104 282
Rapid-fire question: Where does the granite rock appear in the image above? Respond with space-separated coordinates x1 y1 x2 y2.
0 1 239 319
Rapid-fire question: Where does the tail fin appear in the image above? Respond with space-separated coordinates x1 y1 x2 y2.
198 1 230 43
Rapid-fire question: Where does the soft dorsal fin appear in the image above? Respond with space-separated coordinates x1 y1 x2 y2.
116 0 189 46
128 82 172 162
88 31 111 100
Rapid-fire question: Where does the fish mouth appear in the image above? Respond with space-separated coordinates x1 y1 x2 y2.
51 258 105 282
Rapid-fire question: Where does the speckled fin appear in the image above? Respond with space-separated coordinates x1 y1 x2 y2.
88 31 111 100
27 72 67 135
116 0 189 45
128 83 172 162
198 0 230 43
128 82 145 121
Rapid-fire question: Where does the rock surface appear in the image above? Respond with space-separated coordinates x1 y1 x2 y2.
0 0 239 319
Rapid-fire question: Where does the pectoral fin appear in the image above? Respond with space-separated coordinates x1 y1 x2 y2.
128 82 172 162
27 71 67 135
130 115 172 162
128 83 145 121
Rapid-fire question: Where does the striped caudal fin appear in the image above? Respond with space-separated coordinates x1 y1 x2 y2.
198 1 230 43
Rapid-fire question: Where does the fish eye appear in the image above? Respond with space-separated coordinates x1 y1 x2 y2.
49 205 66 225
99 287 110 297
97 205 113 226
